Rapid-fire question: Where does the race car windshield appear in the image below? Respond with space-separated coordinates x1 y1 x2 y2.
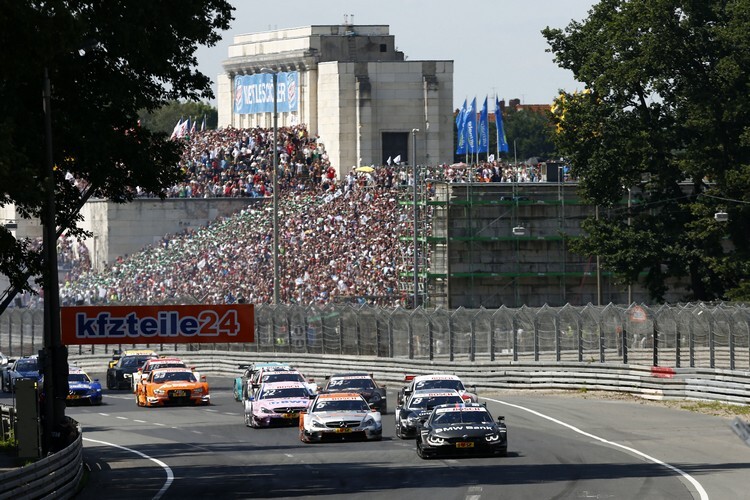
415 379 464 392
16 360 38 371
327 378 376 391
262 373 304 383
260 387 309 399
153 372 196 383
433 410 493 425
69 374 90 383
313 399 370 412
408 395 463 409
146 363 185 373
121 356 150 368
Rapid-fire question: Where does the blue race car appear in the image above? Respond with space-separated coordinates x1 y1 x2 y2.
67 366 103 405
2 354 41 393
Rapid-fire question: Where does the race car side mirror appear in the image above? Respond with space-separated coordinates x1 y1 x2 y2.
497 416 505 423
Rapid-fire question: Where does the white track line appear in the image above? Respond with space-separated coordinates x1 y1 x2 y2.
83 437 174 500
483 397 709 500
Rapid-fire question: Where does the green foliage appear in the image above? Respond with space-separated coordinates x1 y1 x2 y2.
543 0 750 302
503 109 556 161
138 101 218 135
453 108 556 163
0 1 233 295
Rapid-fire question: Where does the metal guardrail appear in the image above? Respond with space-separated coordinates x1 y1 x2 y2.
68 351 750 405
3 302 749 371
0 420 82 500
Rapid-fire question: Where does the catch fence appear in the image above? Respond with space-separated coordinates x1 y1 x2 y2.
1 302 749 370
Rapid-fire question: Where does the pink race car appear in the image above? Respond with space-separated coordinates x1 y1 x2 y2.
244 381 313 428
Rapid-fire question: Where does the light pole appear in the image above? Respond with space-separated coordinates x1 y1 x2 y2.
42 67 65 454
627 187 632 305
412 128 419 308
261 68 280 305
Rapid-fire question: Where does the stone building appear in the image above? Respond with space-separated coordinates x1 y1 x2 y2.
216 22 454 178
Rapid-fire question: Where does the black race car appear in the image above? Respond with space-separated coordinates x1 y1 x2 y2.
106 353 157 390
398 373 477 406
321 373 387 414
395 389 464 439
416 403 507 459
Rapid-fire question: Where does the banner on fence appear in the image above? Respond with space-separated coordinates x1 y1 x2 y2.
60 304 254 345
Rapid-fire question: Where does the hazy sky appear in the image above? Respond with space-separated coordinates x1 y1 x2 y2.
196 0 597 109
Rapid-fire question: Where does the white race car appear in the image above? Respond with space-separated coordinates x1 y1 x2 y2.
299 392 382 443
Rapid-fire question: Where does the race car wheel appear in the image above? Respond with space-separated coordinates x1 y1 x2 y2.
416 439 430 459
299 430 311 444
244 412 252 427
1 377 8 394
395 423 402 439
106 375 114 390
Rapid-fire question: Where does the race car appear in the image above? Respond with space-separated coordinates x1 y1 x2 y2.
132 357 191 392
244 381 313 428
135 367 210 407
299 392 382 443
416 403 507 459
66 366 102 405
106 351 159 390
394 389 464 439
233 362 292 401
2 354 41 393
320 373 387 414
397 374 477 406
108 349 157 369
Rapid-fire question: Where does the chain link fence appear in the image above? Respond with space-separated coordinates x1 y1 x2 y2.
1 302 749 370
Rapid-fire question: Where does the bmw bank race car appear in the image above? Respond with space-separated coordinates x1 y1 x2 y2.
2 355 41 393
244 381 313 428
416 403 507 459
299 392 382 443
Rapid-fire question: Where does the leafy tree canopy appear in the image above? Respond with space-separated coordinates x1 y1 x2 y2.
139 100 218 135
543 0 750 302
0 0 233 296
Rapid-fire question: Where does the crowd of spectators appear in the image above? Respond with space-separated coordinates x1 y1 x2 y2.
54 125 560 307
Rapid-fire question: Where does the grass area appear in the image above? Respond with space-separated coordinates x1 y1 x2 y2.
677 401 750 417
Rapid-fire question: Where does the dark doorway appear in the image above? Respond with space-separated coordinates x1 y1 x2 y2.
382 132 408 165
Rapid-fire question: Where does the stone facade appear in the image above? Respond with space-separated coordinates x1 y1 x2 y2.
217 24 454 179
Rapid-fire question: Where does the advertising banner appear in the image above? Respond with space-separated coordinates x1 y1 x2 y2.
60 304 255 345
234 72 299 115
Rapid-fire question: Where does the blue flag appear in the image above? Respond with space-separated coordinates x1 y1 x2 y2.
466 97 478 154
495 97 509 153
478 96 489 153
456 98 467 155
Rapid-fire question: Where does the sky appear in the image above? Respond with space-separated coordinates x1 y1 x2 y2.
196 0 598 110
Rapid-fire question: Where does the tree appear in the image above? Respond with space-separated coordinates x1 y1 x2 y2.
503 108 556 162
543 0 750 302
139 101 218 135
0 1 233 297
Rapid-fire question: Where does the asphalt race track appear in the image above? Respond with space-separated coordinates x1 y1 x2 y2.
7 374 749 499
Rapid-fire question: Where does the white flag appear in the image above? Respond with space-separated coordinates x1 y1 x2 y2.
386 156 392 166
394 155 401 165
170 118 183 140
488 154 495 162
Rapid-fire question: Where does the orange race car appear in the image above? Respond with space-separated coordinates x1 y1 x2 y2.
136 367 210 407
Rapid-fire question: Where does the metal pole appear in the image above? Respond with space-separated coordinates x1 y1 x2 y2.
627 188 632 305
596 205 602 305
42 67 65 454
412 128 419 308
272 72 280 305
